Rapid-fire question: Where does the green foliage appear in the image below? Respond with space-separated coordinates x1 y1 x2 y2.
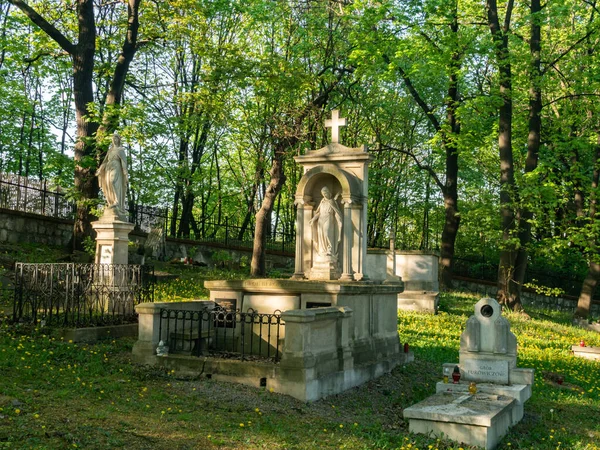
523 282 566 298
152 263 245 302
82 236 96 258
211 250 232 265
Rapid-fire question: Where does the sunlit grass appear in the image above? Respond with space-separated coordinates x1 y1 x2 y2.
399 291 600 450
1 289 599 449
152 262 248 302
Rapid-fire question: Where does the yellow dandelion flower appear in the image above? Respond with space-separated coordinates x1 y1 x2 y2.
239 423 244 427
339 424 343 428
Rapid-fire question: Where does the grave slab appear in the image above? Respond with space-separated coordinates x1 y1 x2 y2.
571 345 600 361
403 392 515 450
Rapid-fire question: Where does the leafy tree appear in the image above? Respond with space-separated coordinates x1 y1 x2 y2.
7 0 143 249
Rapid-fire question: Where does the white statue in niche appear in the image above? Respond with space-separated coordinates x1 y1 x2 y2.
97 132 128 219
310 186 342 257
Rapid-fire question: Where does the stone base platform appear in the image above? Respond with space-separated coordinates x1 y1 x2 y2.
572 345 600 361
397 290 439 314
403 392 516 450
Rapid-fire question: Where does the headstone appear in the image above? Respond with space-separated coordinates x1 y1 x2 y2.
458 298 516 384
403 298 534 450
145 226 165 260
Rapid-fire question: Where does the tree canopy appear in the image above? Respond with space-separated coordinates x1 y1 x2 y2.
1 0 599 313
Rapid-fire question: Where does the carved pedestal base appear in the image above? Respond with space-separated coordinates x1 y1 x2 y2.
309 255 340 281
91 213 135 265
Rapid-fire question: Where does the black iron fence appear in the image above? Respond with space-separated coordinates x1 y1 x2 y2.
128 204 169 234
13 263 155 327
158 307 284 361
167 214 295 254
0 173 75 219
453 255 598 299
0 173 295 253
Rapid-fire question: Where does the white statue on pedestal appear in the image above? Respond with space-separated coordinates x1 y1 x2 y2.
97 132 128 220
310 186 342 257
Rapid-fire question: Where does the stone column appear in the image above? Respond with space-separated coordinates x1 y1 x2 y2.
339 198 354 281
360 199 369 280
291 199 305 279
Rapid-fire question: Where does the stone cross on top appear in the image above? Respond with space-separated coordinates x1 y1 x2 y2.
325 110 347 144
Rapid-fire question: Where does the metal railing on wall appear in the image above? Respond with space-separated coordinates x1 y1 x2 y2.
166 213 295 254
158 307 284 361
0 174 295 253
13 263 155 327
0 173 75 219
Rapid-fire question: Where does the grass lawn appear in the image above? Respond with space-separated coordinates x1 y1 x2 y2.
1 285 599 449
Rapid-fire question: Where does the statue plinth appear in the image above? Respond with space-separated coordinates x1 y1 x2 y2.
91 210 134 265
309 254 340 281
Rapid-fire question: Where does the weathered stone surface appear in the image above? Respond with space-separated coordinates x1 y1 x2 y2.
91 219 134 265
403 392 516 450
571 345 600 361
458 298 518 384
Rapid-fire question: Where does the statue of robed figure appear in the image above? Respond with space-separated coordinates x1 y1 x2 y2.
310 186 343 257
97 132 128 220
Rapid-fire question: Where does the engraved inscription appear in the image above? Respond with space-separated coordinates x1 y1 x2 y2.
462 359 509 384
100 245 113 264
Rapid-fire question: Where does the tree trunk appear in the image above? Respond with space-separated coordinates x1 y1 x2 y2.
576 262 600 319
251 151 286 277
512 0 542 309
486 0 520 310
575 138 600 317
71 0 99 251
439 13 461 288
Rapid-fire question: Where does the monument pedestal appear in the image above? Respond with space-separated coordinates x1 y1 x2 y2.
91 215 134 265
309 255 340 281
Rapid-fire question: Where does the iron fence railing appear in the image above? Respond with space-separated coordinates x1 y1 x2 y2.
0 173 75 219
158 307 284 361
168 214 295 254
13 263 155 327
453 255 598 300
128 204 169 234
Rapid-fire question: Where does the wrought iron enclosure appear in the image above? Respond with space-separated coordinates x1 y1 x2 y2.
13 263 154 327
158 307 284 361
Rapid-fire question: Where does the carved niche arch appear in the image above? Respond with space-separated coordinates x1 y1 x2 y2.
292 164 363 281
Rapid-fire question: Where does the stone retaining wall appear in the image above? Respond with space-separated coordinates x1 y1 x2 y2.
0 208 73 246
0 208 294 270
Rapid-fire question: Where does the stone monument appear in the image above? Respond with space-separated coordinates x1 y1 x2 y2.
91 132 134 265
197 110 409 401
403 298 534 450
291 110 370 281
